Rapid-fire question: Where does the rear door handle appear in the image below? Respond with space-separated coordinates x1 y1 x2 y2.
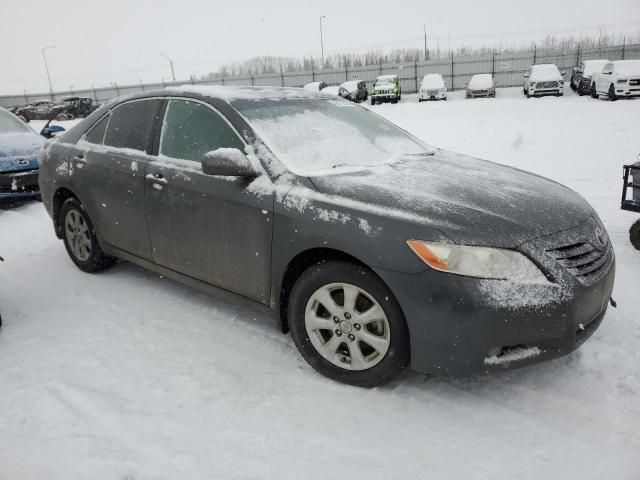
145 173 168 185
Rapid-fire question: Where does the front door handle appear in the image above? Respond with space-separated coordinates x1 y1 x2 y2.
146 173 168 186
72 154 86 164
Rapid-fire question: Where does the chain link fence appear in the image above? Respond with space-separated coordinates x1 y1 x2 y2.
2 43 639 108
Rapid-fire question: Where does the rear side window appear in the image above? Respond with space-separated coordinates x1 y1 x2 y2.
160 99 244 162
84 115 109 145
103 99 162 152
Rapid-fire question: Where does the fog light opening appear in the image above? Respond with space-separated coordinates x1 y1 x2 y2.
484 344 543 366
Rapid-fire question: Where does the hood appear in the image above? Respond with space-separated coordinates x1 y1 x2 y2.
374 83 395 91
0 132 45 173
308 150 594 248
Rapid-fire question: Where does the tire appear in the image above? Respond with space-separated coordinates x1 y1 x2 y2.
578 86 585 96
591 83 598 98
370 98 375 105
60 197 116 273
570 77 577 91
630 220 640 251
288 260 410 387
608 84 617 101
418 98 423 102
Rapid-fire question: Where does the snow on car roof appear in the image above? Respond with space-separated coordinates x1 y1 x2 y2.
468 74 493 89
303 82 324 91
581 59 609 75
321 85 343 96
340 80 361 92
167 85 330 101
530 64 562 80
376 75 397 82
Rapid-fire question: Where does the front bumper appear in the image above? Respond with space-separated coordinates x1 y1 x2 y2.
466 89 494 98
529 88 563 96
614 84 640 96
0 169 40 199
375 218 616 376
419 91 446 100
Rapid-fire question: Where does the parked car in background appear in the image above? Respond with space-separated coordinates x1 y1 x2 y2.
56 96 98 119
418 74 447 101
340 80 368 103
303 81 328 91
321 85 349 98
371 75 401 104
0 106 48 200
571 59 608 96
592 60 640 101
466 74 496 98
524 64 564 97
39 86 615 387
14 99 56 121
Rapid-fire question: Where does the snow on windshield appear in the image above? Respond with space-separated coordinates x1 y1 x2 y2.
0 108 32 134
233 98 432 176
468 74 493 89
422 74 445 88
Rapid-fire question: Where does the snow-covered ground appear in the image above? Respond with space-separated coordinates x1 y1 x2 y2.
1 88 639 479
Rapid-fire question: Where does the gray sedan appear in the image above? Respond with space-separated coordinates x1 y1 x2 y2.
38 86 615 387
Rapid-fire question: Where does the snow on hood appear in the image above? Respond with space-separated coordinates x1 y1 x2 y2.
0 132 45 172
308 150 594 248
468 74 493 90
530 64 562 81
421 75 445 89
614 60 640 76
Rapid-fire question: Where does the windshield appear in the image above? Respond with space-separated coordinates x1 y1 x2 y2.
233 98 433 176
0 108 32 134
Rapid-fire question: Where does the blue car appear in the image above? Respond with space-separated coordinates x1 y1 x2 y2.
0 106 46 200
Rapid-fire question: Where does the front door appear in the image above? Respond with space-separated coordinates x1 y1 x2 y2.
145 98 274 303
68 99 163 259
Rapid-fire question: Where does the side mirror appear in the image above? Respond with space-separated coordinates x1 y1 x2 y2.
201 148 257 177
40 124 65 139
560 71 567 76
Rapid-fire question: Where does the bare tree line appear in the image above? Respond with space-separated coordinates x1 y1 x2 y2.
202 31 640 79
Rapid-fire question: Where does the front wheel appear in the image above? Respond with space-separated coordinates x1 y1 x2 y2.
630 220 640 250
60 197 116 273
288 261 409 387
591 83 598 98
608 85 617 101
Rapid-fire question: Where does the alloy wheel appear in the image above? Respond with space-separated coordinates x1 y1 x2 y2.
65 209 92 261
304 282 391 371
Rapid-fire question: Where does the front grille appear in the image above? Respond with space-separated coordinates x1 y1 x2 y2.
629 78 640 86
538 81 559 88
546 240 612 285
471 90 488 95
427 89 439 95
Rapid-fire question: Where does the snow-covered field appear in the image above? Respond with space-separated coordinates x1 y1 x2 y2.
1 88 639 479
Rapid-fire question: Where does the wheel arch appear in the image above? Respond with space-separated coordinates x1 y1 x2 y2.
276 247 402 334
52 187 79 238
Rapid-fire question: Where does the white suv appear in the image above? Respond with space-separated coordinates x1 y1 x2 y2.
418 74 447 101
593 60 640 101
523 64 564 97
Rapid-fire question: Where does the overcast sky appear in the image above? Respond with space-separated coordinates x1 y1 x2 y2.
1 0 639 95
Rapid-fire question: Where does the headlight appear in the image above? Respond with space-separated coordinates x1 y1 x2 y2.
406 240 548 282
530 82 536 88
617 79 628 83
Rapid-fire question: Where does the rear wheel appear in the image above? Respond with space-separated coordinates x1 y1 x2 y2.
288 261 409 387
608 84 617 101
60 197 116 273
630 220 640 250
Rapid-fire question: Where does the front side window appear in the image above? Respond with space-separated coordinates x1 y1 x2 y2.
84 115 109 145
103 99 162 153
160 99 244 162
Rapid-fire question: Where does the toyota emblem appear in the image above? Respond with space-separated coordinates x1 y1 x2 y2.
595 225 607 248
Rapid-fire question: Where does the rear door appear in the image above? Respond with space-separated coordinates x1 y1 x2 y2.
144 98 274 303
68 98 163 260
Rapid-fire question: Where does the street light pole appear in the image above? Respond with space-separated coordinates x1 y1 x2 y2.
161 53 176 82
423 24 428 60
319 16 326 69
41 45 56 100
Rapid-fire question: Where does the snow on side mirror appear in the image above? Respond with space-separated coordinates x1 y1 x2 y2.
201 148 258 178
